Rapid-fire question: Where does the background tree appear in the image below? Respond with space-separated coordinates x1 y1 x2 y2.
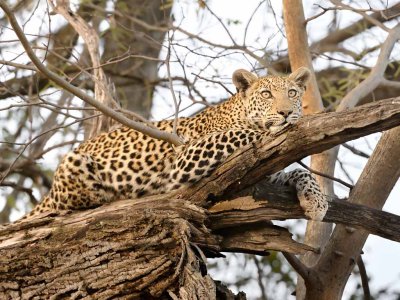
0 0 400 299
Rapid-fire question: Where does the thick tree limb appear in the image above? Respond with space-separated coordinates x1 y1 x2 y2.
210 182 400 243
283 2 334 298
184 97 400 203
1 183 400 298
307 126 400 299
0 98 399 297
0 199 219 299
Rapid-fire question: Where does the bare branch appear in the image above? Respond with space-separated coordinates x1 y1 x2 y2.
342 143 370 159
297 160 353 190
357 255 371 300
50 0 120 136
311 126 400 299
0 181 37 203
0 59 37 71
165 30 180 134
312 3 400 53
338 23 400 111
0 114 101 185
0 0 183 146
282 252 310 281
331 0 389 32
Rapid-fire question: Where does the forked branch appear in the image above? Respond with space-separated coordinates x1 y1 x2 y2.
0 0 183 146
0 98 399 298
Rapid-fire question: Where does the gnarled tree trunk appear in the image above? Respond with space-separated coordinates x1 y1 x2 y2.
1 99 400 298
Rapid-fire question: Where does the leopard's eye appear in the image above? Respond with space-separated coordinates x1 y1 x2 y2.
261 90 272 99
288 89 298 98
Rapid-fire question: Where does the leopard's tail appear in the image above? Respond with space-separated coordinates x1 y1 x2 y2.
0 195 53 229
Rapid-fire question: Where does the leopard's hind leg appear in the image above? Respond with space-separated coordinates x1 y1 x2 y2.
25 150 117 220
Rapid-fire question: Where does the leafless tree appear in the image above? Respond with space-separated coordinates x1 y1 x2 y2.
0 0 400 299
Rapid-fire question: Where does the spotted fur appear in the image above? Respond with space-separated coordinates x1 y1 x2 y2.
25 67 328 221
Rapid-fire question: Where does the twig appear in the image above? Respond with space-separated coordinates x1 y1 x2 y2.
192 73 234 96
0 114 101 184
0 59 37 71
336 158 355 187
305 5 336 23
357 255 371 300
331 0 389 31
0 0 183 146
165 30 180 135
1 181 37 203
342 143 370 159
282 252 309 281
36 140 81 158
306 2 400 60
297 160 354 189
203 2 236 45
252 256 268 300
243 0 266 45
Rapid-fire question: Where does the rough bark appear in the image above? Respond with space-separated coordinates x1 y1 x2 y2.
282 1 334 298
306 126 400 300
102 0 171 117
1 185 400 299
0 99 399 298
0 199 219 299
183 97 400 204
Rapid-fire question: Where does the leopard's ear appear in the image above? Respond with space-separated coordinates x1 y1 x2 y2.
289 67 311 89
232 69 258 92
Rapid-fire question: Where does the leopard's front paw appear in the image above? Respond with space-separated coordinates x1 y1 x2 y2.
298 190 328 221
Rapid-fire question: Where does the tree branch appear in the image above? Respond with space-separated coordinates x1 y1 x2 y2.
0 0 183 146
1 180 399 296
0 98 399 297
184 97 400 203
357 255 371 300
282 252 310 281
50 0 119 137
338 23 400 111
310 126 400 299
282 3 335 297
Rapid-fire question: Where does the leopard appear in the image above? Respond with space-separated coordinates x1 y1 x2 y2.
24 67 328 221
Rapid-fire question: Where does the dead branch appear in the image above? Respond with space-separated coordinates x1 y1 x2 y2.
50 0 121 137
307 126 400 299
338 23 400 111
0 180 399 298
0 0 183 146
0 98 399 297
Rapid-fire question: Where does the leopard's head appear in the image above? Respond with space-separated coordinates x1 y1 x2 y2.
233 67 311 133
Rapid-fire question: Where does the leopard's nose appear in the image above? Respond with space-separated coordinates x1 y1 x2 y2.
277 109 293 118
